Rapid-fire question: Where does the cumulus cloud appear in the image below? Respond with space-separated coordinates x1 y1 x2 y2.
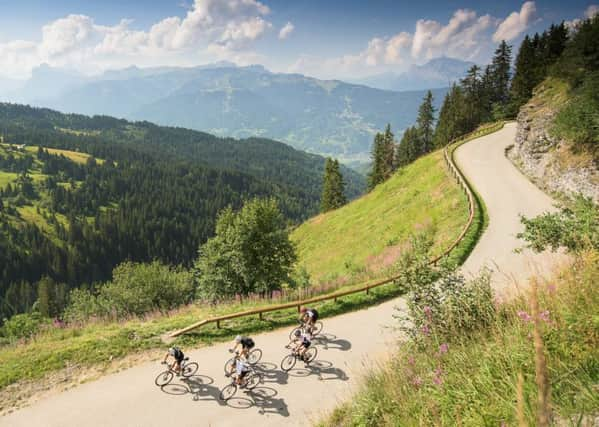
493 1 537 42
0 0 272 78
585 4 599 18
278 22 294 39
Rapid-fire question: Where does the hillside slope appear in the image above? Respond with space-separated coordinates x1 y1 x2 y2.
291 150 468 283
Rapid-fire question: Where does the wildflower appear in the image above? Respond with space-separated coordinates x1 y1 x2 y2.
546 283 557 294
407 356 416 366
433 367 444 386
423 306 433 321
539 310 550 323
517 310 532 322
420 324 430 336
438 343 449 355
411 376 423 387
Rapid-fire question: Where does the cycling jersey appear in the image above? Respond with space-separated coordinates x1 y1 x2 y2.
235 359 249 376
240 337 255 349
306 309 318 321
169 347 184 361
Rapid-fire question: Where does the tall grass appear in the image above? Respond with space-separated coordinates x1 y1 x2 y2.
321 251 599 426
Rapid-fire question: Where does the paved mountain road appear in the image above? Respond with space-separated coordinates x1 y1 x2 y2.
1 122 565 427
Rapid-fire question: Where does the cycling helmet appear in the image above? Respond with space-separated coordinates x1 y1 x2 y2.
300 307 307 313
294 329 302 338
234 335 242 343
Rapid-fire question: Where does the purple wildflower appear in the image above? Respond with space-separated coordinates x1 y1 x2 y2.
517 311 532 322
411 376 423 387
546 283 557 294
438 343 449 355
433 367 444 386
539 310 550 322
408 356 416 366
420 324 430 336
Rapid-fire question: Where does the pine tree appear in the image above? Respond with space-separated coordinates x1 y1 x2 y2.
367 132 385 190
509 35 536 114
416 91 435 155
395 126 420 167
433 84 467 147
489 40 513 118
321 158 347 212
381 124 395 178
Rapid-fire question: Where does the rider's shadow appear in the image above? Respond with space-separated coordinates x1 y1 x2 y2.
318 338 352 351
246 386 290 417
170 375 227 406
287 360 349 382
254 361 289 385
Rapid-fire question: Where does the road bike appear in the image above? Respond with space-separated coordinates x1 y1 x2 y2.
280 344 317 372
154 357 199 386
223 348 263 375
218 366 262 401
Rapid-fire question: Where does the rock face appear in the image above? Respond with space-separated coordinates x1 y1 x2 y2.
508 84 599 203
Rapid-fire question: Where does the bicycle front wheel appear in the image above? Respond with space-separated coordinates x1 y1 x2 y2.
289 326 301 341
224 357 235 375
219 383 237 401
280 354 296 372
248 348 262 365
182 362 199 377
154 370 174 387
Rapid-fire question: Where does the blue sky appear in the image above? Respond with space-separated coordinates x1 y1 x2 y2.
0 0 595 80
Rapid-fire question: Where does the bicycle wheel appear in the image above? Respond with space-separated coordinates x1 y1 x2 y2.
246 373 261 390
223 357 236 375
182 362 199 378
219 383 237 401
304 347 318 363
280 354 296 372
248 348 262 365
154 370 174 387
312 321 323 336
289 326 301 341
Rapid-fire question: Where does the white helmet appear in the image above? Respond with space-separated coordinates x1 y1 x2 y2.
234 335 242 343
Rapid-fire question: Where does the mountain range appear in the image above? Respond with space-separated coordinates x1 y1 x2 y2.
352 57 474 92
0 63 453 162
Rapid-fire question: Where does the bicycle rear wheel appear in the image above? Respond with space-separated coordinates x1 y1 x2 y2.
312 321 323 336
182 362 199 377
280 354 296 372
304 347 318 363
246 373 261 390
248 348 262 365
219 383 237 401
154 370 174 387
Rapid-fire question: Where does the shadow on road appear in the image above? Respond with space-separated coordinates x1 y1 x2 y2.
287 359 349 382
255 360 289 385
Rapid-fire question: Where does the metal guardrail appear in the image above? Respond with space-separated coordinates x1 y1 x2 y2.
170 123 504 337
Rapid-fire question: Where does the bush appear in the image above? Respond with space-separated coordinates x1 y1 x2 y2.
64 261 194 321
1 312 47 340
518 195 599 253
394 233 495 342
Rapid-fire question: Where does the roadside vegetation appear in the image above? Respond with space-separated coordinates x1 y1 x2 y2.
320 197 599 426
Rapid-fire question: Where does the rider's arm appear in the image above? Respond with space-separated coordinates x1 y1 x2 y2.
163 352 169 363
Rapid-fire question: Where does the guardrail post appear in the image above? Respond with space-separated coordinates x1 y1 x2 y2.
366 287 370 295
216 320 221 329
259 312 263 321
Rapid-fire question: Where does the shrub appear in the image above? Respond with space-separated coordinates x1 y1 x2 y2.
1 312 47 340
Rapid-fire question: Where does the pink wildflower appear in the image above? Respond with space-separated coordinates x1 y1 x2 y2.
539 310 550 323
408 356 416 366
517 311 532 322
546 283 557 294
420 324 430 336
423 306 433 321
438 343 449 355
433 367 444 386
411 376 423 387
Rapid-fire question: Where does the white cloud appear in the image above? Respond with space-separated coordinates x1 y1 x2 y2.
0 0 273 78
493 1 537 42
585 4 599 18
278 22 294 40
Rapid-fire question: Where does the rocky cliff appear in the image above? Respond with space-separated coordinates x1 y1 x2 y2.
508 78 599 202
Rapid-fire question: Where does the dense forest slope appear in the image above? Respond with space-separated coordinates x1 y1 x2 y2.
0 103 364 320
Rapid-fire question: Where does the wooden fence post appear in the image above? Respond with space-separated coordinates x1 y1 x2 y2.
216 320 221 329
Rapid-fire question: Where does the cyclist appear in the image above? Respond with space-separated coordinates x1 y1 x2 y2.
299 306 319 332
291 328 312 361
162 346 185 374
233 356 251 386
226 335 255 377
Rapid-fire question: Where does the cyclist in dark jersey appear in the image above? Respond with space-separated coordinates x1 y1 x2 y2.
299 307 319 332
162 346 185 374
291 328 312 361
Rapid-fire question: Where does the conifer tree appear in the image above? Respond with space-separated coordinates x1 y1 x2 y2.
416 91 435 155
489 40 513 117
321 158 346 212
509 35 536 114
381 124 396 178
395 126 420 167
367 132 385 190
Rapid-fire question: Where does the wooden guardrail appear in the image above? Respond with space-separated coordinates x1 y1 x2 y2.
170 123 504 337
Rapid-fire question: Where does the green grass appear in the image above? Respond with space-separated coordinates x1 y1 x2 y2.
292 150 469 283
24 146 103 165
320 251 599 426
0 171 17 189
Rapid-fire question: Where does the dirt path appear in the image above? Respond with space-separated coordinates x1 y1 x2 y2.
0 122 565 427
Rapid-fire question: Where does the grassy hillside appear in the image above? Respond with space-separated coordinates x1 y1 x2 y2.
292 150 469 283
321 251 599 426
